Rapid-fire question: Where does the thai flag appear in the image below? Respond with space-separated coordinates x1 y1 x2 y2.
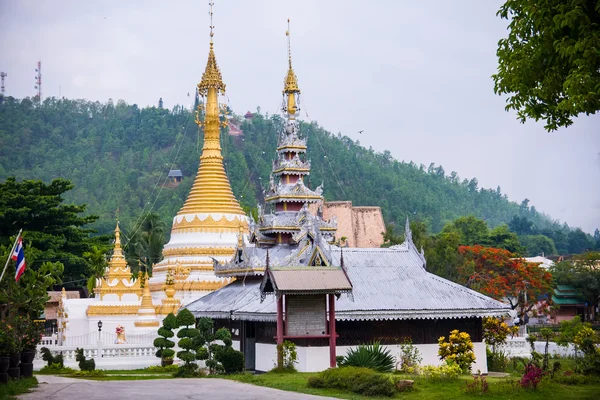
11 237 26 282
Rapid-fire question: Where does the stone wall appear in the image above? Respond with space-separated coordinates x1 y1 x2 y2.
317 201 386 248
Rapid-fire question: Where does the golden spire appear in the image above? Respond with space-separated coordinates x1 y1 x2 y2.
178 1 244 216
283 19 300 117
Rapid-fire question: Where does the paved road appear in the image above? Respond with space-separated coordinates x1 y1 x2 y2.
20 375 338 400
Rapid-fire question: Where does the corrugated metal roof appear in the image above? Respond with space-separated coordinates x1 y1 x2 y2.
268 269 352 293
186 243 510 321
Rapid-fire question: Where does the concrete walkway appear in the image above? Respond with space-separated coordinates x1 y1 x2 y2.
20 375 338 400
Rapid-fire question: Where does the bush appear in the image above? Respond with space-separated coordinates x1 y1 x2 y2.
419 362 462 380
397 338 422 373
438 330 476 373
216 346 245 374
519 363 544 389
275 340 298 371
339 342 395 373
144 364 179 373
464 374 489 395
486 347 508 372
307 366 395 397
39 365 75 374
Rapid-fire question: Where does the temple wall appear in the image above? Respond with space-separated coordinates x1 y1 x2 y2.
315 201 386 248
351 206 385 248
254 342 488 373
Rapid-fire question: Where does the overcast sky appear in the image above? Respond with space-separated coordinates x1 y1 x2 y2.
1 0 599 233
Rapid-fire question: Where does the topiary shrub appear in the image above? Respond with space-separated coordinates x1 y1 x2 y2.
175 309 201 377
194 317 244 375
215 346 245 374
154 313 178 366
339 342 395 373
307 366 395 397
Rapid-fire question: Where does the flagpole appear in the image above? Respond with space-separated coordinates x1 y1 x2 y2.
0 229 22 284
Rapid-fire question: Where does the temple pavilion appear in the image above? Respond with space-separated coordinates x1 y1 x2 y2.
185 23 510 373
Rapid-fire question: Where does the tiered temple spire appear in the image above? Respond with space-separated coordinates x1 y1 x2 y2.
148 1 245 297
177 11 243 217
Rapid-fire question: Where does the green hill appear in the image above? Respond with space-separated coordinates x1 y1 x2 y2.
0 96 584 252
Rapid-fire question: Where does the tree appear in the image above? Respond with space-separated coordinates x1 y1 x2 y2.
493 0 600 131
83 245 109 295
124 212 166 274
552 252 600 320
520 234 558 257
441 216 489 246
488 224 523 254
0 177 107 284
158 97 163 108
458 245 553 316
568 228 593 254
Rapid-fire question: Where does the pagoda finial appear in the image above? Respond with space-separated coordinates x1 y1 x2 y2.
283 19 300 117
405 217 413 244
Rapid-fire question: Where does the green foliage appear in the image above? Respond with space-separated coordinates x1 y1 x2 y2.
397 338 422 373
215 346 245 374
123 212 166 274
552 256 600 319
493 0 600 131
307 366 396 397
176 309 201 373
39 364 75 374
339 342 395 373
521 234 558 257
438 330 476 373
154 312 178 360
0 176 108 285
0 97 576 243
40 347 64 368
420 362 463 380
75 348 96 371
274 340 298 371
0 377 38 399
144 364 178 373
71 369 105 377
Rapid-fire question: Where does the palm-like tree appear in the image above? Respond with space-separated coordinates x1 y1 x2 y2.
83 245 108 296
124 213 166 275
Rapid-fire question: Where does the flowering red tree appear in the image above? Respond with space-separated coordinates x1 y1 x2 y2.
458 245 553 316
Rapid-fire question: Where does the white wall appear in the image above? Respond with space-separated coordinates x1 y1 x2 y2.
254 341 488 374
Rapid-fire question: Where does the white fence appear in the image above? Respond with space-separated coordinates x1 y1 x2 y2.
41 331 159 347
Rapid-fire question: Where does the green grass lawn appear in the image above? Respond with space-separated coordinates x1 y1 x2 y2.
0 377 38 400
222 372 600 400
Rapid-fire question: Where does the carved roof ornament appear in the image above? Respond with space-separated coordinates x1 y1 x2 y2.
283 19 300 116
198 2 225 95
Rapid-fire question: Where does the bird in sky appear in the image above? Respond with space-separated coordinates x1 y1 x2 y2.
358 130 364 134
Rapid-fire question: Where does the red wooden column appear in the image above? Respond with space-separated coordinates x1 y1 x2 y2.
276 295 284 368
328 293 336 368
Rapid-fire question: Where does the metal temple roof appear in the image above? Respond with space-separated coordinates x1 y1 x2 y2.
185 242 510 321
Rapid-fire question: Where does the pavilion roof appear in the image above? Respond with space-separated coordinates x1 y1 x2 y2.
186 240 510 321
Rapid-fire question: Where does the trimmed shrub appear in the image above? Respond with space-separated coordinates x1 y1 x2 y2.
420 362 462 380
307 366 395 397
216 346 245 374
339 342 395 373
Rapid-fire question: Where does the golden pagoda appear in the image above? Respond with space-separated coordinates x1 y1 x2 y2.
149 3 245 301
95 222 142 301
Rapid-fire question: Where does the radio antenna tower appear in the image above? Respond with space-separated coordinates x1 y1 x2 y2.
0 72 6 95
34 61 42 101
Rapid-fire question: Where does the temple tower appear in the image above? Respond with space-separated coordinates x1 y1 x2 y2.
258 21 336 246
149 6 247 302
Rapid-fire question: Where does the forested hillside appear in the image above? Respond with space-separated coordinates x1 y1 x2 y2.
0 97 591 253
